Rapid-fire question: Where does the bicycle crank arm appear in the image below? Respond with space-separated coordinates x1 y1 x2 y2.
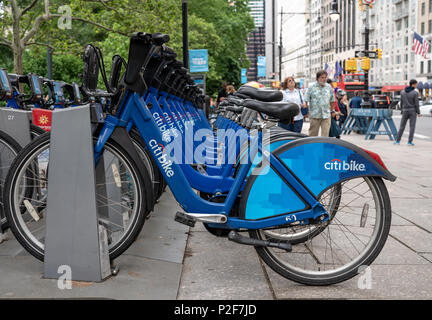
228 231 292 252
175 211 227 227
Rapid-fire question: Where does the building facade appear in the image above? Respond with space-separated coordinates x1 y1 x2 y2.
305 0 323 84
416 0 432 83
368 0 418 87
246 0 266 81
280 0 307 83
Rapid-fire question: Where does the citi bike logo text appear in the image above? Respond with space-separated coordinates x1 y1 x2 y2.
149 139 175 178
324 159 366 172
153 112 178 142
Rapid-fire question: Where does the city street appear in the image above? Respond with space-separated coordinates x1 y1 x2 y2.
393 113 432 141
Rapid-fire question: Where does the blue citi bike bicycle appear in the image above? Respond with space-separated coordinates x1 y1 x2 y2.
2 32 396 285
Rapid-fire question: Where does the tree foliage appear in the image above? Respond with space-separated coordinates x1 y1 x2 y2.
0 0 254 96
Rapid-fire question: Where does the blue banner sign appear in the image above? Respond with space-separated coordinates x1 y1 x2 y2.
241 68 247 84
189 49 209 73
257 56 266 78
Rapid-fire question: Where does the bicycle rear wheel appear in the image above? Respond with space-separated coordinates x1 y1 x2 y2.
250 176 391 286
3 133 149 261
0 131 22 230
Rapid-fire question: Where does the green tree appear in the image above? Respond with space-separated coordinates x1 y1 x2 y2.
188 0 254 94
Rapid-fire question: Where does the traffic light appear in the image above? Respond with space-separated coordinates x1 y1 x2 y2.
345 59 357 72
374 48 382 59
361 58 371 71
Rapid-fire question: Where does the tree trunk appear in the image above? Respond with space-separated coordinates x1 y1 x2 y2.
13 45 24 75
11 0 23 74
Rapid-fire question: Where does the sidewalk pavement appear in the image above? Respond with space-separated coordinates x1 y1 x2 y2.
0 191 189 299
0 123 431 299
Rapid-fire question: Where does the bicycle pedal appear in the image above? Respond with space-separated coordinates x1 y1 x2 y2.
175 211 196 227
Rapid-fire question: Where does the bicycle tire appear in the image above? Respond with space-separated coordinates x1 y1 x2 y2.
0 130 22 231
249 176 391 286
30 124 46 139
129 128 164 202
3 133 150 261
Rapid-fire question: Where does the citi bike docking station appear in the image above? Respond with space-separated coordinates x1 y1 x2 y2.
0 31 398 288
43 105 112 282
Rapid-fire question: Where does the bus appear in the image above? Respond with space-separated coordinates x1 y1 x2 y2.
336 73 366 98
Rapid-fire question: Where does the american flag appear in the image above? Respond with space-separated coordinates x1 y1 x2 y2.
412 32 430 59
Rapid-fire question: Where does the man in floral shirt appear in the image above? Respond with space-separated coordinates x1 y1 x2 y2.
304 70 336 137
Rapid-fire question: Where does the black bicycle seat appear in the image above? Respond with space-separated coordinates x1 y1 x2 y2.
237 86 283 102
226 105 244 113
234 92 249 99
152 33 170 45
226 95 244 106
243 99 298 122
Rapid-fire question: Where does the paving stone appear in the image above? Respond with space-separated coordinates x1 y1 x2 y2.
265 264 432 300
390 226 432 253
389 199 432 232
177 230 273 300
0 255 182 299
374 236 430 265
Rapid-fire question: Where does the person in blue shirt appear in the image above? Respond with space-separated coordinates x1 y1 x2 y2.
349 91 363 109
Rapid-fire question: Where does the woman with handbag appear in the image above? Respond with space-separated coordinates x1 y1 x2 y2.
279 76 307 133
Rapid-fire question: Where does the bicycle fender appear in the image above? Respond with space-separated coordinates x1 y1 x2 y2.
272 137 397 199
110 127 155 212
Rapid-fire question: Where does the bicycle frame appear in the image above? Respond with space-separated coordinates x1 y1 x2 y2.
95 90 330 230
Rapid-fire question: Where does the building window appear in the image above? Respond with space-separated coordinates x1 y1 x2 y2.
429 60 432 73
429 20 432 33
396 20 402 31
422 22 425 35
396 55 401 64
421 61 424 74
422 2 426 15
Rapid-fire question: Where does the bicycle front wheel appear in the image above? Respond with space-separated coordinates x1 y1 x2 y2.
250 176 391 286
3 133 149 261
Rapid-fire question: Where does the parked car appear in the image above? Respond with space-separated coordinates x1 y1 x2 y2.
420 103 432 116
371 95 391 108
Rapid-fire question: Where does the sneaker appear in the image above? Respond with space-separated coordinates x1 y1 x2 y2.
394 141 400 145
408 142 415 146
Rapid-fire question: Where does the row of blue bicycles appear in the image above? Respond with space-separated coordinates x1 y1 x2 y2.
0 32 396 286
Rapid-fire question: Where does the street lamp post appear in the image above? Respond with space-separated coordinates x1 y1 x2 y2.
182 0 189 70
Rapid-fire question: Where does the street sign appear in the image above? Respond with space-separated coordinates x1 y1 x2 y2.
257 56 266 78
241 69 247 84
355 50 378 59
189 49 209 73
190 74 206 95
368 51 378 59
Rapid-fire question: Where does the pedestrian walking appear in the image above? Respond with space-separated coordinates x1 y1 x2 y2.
337 92 350 128
216 82 228 107
278 76 307 133
395 79 422 146
349 91 363 109
305 70 336 137
226 85 236 96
